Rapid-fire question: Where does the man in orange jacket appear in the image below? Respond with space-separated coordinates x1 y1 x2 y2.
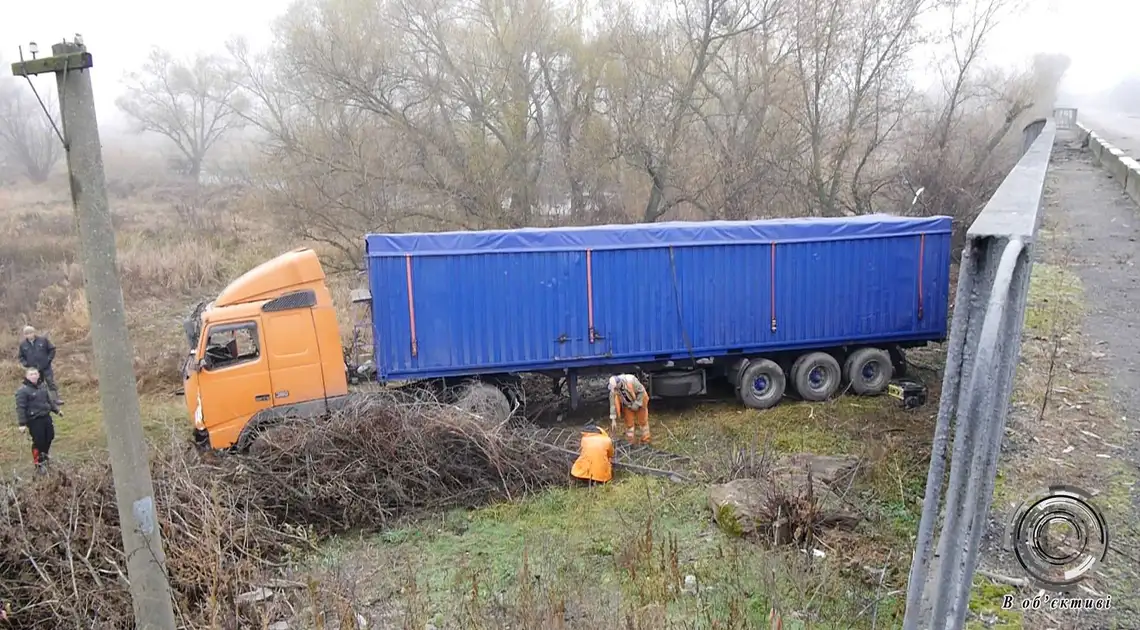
609 374 651 444
571 424 614 484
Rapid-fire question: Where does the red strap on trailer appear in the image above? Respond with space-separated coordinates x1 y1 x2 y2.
917 234 926 321
586 249 596 343
405 254 419 357
770 242 777 332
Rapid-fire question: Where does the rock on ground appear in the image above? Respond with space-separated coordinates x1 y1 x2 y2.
708 453 863 544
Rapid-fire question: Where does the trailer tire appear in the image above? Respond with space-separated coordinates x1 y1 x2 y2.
791 352 842 402
738 359 785 410
456 382 513 425
844 347 893 395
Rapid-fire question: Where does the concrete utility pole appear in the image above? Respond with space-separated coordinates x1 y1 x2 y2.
11 41 178 629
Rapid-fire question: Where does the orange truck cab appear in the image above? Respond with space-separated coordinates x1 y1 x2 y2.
183 248 351 450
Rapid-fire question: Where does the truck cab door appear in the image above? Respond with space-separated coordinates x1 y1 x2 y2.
263 309 327 407
197 319 273 448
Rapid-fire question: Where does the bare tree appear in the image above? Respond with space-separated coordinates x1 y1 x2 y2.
228 0 1056 265
964 54 1069 183
930 0 1023 153
0 65 62 184
606 0 765 223
1025 52 1071 117
537 8 621 223
788 0 932 216
688 0 799 219
116 48 247 182
229 38 412 268
393 0 555 227
901 0 1030 222
231 0 614 269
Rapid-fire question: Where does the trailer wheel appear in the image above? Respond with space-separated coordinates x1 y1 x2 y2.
791 352 842 402
844 347 893 395
738 359 785 410
456 382 513 425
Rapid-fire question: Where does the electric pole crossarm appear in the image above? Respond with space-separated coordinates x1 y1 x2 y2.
10 50 92 77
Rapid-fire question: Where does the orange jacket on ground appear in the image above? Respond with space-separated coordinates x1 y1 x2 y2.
571 429 614 483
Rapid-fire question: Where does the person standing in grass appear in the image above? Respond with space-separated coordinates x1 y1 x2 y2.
18 325 62 405
15 367 61 472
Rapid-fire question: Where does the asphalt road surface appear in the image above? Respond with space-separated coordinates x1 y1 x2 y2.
1080 108 1140 156
1038 132 1140 626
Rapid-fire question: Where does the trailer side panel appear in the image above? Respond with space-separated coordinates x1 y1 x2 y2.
366 215 952 380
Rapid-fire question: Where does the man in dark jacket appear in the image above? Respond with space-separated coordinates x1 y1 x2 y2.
18 325 62 404
16 367 61 471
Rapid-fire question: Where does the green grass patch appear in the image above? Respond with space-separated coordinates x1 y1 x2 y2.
991 467 1010 506
863 448 929 541
1099 460 1138 513
329 475 904 628
966 575 1023 629
654 396 894 458
1091 459 1140 618
649 395 934 548
1024 264 1084 334
0 392 185 471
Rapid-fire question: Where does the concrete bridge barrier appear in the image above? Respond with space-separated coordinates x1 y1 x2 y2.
903 118 1055 630
1085 129 1104 164
1078 120 1140 206
1105 147 1128 181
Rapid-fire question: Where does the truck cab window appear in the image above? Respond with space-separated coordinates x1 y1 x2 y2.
203 323 260 369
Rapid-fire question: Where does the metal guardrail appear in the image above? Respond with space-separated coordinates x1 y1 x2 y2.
1054 107 1078 130
903 118 1056 629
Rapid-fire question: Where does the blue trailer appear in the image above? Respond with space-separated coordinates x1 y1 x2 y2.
363 214 952 410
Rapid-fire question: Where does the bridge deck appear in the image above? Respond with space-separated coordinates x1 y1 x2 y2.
971 128 1140 626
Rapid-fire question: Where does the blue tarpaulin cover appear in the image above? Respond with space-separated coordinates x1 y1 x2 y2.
366 214 953 257
365 214 954 380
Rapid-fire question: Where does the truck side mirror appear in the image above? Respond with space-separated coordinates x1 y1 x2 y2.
199 354 214 371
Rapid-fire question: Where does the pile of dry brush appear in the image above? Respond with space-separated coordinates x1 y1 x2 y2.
0 390 571 629
238 388 570 534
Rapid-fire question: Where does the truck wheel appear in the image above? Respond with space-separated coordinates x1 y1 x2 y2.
844 347 893 396
738 359 785 410
457 382 512 425
791 352 841 402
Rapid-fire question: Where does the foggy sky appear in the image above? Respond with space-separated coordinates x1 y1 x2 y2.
1 0 292 131
2 0 1136 130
